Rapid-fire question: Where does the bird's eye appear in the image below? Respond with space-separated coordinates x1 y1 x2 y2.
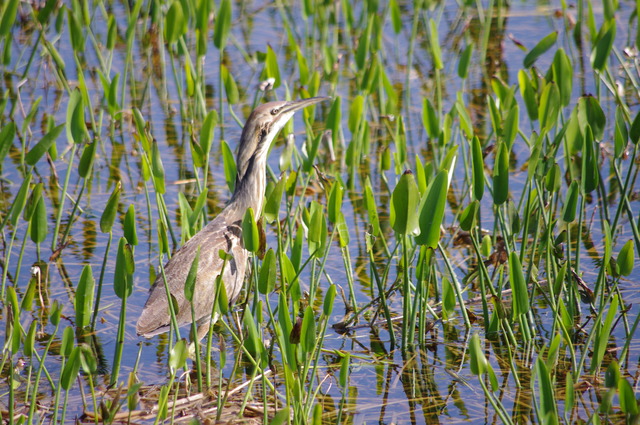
270 108 279 115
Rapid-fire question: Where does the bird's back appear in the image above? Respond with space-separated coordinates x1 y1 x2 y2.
136 213 247 337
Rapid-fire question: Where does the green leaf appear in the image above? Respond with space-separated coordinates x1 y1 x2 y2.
429 19 443 70
100 182 121 233
339 352 350 388
213 0 231 49
25 123 64 166
0 121 15 163
164 1 187 44
562 180 579 222
535 358 556 419
605 360 620 388
503 105 519 150
300 306 316 354
390 171 420 235
221 140 236 192
30 195 47 243
242 208 259 253
184 246 200 302
509 252 529 317
389 0 401 33
258 248 276 295
456 99 473 139
469 333 487 376
630 110 640 144
523 31 557 68
492 142 509 205
0 0 19 38
616 240 634 276
264 46 281 89
415 170 449 247
66 89 87 144
327 181 343 224
578 96 606 141
348 95 364 133
9 174 32 226
363 176 380 236
200 110 218 155
75 265 95 328
169 339 188 373
551 49 573 107
518 70 538 121
470 136 484 200
66 6 85 52
545 163 561 193
61 347 81 390
590 19 616 71
264 175 285 224
221 64 239 104
619 378 639 414
422 98 439 139
457 43 473 79
323 284 336 316
538 82 560 134
271 408 290 425
582 125 599 194
78 142 96 178
151 141 166 194
459 200 479 232
124 204 138 246
114 237 133 299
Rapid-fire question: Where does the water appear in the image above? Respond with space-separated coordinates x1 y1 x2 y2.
1 0 639 423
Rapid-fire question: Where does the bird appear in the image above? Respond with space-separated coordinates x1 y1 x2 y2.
136 97 330 341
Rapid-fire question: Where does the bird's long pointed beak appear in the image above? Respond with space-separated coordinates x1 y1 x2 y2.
281 96 331 114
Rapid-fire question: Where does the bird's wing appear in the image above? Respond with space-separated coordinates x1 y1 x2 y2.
136 216 247 337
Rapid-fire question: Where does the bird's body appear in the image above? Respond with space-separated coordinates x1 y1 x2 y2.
136 97 329 339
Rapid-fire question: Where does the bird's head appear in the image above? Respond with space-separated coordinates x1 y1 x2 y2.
236 97 330 181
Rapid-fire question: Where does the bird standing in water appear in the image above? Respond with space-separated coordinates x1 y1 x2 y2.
136 97 330 340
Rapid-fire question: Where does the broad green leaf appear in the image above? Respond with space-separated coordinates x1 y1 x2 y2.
78 142 96 178
582 125 599 193
471 136 484 200
630 110 640 144
200 109 218 155
348 95 364 133
456 99 473 139
100 182 121 233
165 1 187 44
327 181 343 224
458 43 473 79
323 284 336 316
0 0 19 38
66 7 85 52
551 49 573 106
151 141 166 194
539 82 560 134
184 246 200 302
221 140 236 192
271 408 290 425
25 123 64 166
9 174 32 226
391 171 419 235
213 0 231 49
616 240 634 276
518 70 538 121
221 64 239 104
605 360 620 388
336 211 350 248
459 200 479 231
389 0 401 33
562 180 579 222
75 265 94 328
264 46 281 89
30 195 47 243
509 252 529 317
469 333 487 376
415 170 449 247
169 339 188 372
61 347 81 390
242 208 259 253
503 105 519 150
124 204 138 246
66 89 87 144
578 96 606 141
363 176 380 236
242 308 262 358
536 358 556 420
590 19 616 71
492 142 509 205
339 352 350 388
619 378 639 414
114 237 133 299
422 98 439 139
0 121 15 163
258 248 276 294
429 19 443 70
264 176 285 223
300 306 316 354
523 31 557 68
